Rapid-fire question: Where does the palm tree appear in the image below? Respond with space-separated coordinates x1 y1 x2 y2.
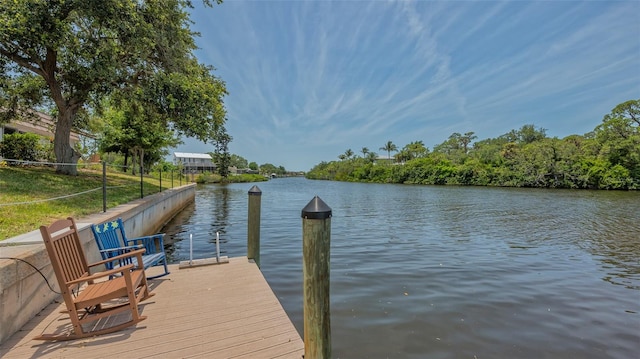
344 148 354 159
379 141 397 160
361 147 369 158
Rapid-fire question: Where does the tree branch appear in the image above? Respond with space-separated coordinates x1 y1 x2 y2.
0 47 44 77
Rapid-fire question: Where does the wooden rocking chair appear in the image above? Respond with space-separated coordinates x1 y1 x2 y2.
36 217 155 341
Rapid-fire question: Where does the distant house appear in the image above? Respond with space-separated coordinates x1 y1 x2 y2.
376 155 395 164
233 167 260 175
0 112 87 144
173 152 216 173
0 111 93 159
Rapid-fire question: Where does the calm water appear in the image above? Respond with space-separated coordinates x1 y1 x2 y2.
161 178 640 359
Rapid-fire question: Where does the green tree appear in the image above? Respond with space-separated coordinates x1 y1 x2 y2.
460 132 477 153
344 149 354 160
213 128 231 178
519 125 547 144
401 140 429 160
434 132 476 155
260 163 278 175
229 154 249 169
594 99 640 182
366 151 378 163
395 149 411 163
379 141 398 160
500 124 547 144
248 161 258 171
469 137 507 166
433 133 468 164
0 0 226 175
98 98 180 174
434 133 462 154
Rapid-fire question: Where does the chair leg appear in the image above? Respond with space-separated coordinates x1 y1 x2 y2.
35 300 148 341
128 291 141 322
163 259 170 276
146 259 170 279
137 270 155 301
34 316 147 341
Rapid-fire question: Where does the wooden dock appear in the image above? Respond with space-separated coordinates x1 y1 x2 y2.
0 257 304 358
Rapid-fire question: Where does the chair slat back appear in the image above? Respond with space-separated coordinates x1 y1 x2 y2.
40 217 90 287
92 219 126 252
91 218 134 268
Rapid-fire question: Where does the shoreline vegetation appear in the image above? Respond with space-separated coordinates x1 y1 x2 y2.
1 100 637 239
0 165 265 240
306 100 639 190
193 172 268 184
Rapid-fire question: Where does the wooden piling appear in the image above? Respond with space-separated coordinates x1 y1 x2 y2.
301 196 332 359
247 185 262 267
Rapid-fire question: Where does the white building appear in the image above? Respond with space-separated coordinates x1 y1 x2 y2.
0 112 86 145
0 111 94 160
173 152 216 173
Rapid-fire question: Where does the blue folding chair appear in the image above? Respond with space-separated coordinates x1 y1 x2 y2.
91 218 170 279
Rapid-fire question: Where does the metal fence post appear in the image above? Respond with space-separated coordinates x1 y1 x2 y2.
140 161 143 199
102 161 107 213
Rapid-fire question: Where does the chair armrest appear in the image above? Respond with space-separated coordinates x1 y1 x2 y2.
99 244 143 255
89 248 146 268
126 233 166 254
66 264 135 285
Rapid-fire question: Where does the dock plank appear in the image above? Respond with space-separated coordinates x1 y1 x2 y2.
0 257 304 359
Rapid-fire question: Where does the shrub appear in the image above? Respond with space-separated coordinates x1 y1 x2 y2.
0 133 44 164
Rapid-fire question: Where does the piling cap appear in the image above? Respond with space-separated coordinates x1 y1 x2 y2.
248 185 262 195
301 196 332 219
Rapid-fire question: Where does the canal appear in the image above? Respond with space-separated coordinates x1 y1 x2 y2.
161 177 640 359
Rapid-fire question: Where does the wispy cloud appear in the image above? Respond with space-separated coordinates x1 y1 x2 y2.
177 0 640 170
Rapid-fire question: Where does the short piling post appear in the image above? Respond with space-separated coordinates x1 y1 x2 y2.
302 196 332 359
247 185 262 267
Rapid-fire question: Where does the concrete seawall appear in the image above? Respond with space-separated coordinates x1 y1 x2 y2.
0 184 196 344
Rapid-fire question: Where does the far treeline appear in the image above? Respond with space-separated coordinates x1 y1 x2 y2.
306 99 640 190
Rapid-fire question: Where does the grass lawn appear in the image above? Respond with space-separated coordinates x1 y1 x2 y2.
0 165 173 240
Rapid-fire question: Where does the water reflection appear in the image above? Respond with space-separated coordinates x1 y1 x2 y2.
163 184 247 262
211 185 230 236
576 193 640 289
160 179 640 359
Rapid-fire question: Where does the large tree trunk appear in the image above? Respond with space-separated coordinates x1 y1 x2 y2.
43 47 81 176
54 106 81 175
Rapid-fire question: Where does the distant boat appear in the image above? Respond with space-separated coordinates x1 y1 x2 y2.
270 173 277 179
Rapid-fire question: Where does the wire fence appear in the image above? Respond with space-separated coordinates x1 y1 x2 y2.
0 158 189 212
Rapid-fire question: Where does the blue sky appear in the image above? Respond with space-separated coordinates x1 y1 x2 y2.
172 0 640 171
